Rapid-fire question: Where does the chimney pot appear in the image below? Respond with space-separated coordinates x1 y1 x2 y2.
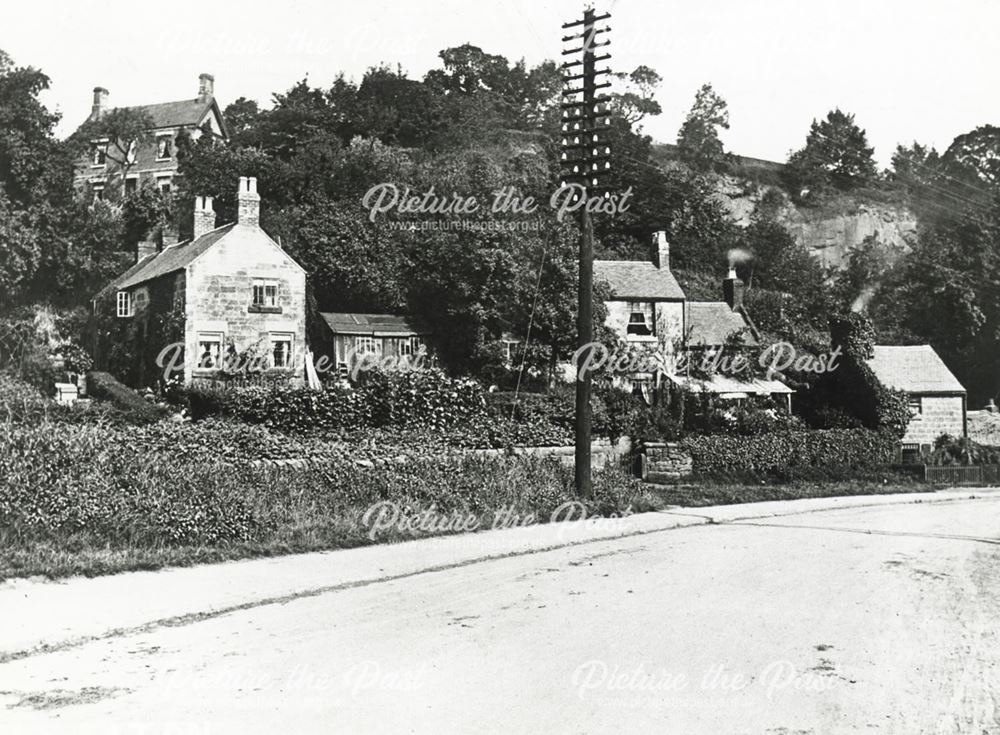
723 269 745 311
237 176 260 227
193 195 216 239
198 73 215 101
652 231 670 269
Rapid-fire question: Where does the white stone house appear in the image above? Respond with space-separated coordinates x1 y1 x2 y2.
94 177 307 386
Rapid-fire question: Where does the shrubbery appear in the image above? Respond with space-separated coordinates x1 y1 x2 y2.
86 371 165 424
927 435 1000 466
184 368 484 434
681 428 898 476
0 422 646 556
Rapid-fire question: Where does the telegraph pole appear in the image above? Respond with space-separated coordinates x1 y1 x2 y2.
561 6 611 498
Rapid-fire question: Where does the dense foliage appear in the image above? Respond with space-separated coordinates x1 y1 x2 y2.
681 429 898 476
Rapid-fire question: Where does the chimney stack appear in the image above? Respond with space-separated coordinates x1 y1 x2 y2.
198 73 215 102
193 195 215 239
91 87 109 120
237 177 260 227
651 231 670 270
136 240 157 264
723 267 745 311
160 224 180 249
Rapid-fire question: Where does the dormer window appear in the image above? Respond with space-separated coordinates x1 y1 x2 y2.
156 135 173 161
116 291 134 318
626 301 655 336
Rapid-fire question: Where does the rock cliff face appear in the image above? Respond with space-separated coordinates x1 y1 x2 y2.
715 176 918 269
777 203 917 269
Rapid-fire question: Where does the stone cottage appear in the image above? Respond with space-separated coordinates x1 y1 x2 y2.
866 345 967 451
74 73 229 200
594 231 791 403
94 177 306 385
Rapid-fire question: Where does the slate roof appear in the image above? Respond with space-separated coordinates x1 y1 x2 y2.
114 224 236 291
866 345 966 395
80 97 229 137
685 302 757 346
320 312 432 336
593 260 685 300
130 99 214 128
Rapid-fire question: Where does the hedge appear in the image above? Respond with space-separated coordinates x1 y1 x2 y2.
680 429 898 475
87 371 165 423
0 423 644 550
185 369 484 434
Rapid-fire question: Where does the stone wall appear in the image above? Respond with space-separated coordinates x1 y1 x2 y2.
640 441 693 484
902 394 966 445
468 436 632 469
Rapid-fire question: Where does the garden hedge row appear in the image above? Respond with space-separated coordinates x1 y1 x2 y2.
0 423 643 550
185 369 485 433
680 429 898 475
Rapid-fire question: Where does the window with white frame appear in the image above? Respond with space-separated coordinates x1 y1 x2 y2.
908 396 923 417
156 135 173 160
252 279 279 308
116 291 133 318
92 183 106 202
356 336 378 355
157 176 172 194
626 301 655 336
124 176 138 196
196 333 223 369
399 336 424 357
270 333 294 368
91 141 107 167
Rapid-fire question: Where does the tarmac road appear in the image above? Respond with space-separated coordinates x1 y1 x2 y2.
1 492 998 734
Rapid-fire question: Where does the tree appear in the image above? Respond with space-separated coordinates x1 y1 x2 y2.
610 65 663 126
785 109 878 196
675 83 729 172
72 107 154 198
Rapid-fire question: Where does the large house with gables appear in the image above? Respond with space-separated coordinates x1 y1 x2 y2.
74 73 229 201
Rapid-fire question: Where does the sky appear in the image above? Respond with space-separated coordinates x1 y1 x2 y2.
4 0 999 166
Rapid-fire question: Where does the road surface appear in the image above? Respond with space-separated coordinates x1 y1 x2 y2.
1 493 999 734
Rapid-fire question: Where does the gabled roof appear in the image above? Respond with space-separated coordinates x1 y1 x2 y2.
685 302 757 346
82 97 229 137
319 312 432 336
130 99 214 128
866 345 966 395
114 224 236 291
594 260 685 300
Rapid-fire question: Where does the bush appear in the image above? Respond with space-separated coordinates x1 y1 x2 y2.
681 429 898 476
87 371 164 424
0 422 645 556
185 369 483 434
927 435 1000 466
